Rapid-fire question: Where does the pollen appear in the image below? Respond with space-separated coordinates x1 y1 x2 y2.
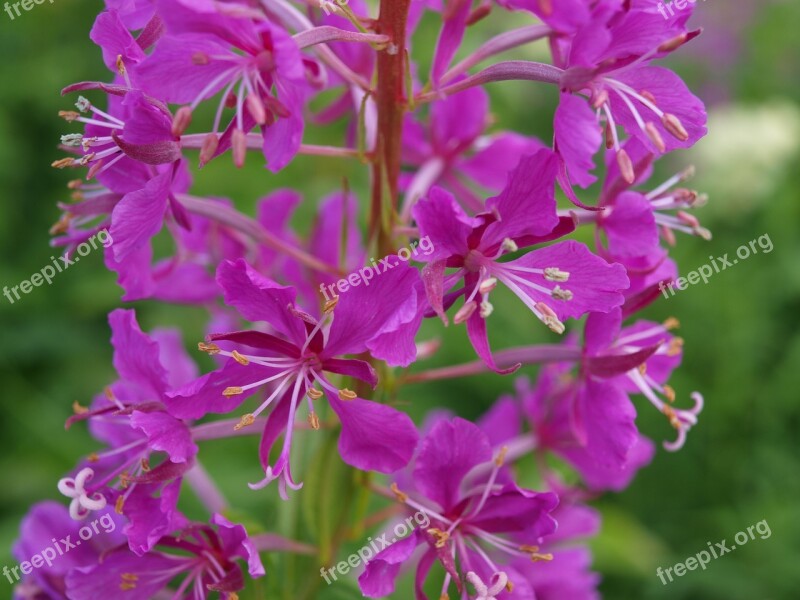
338 388 357 401
494 445 509 467
662 405 681 429
119 573 138 591
307 388 323 400
390 482 408 503
51 157 75 169
223 386 244 397
58 110 80 122
663 317 680 330
323 296 339 313
663 385 676 403
308 411 320 430
198 342 221 355
88 452 99 463
72 400 88 415
543 267 570 282
231 350 250 365
234 413 256 430
501 238 518 253
427 528 450 548
551 286 573 301
519 545 553 562
667 337 684 356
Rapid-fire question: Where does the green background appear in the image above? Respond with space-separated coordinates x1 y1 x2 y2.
1 1 799 598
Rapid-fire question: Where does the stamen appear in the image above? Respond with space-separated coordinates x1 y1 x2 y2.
551 286 573 301
519 545 553 562
223 386 244 397
72 401 88 414
479 300 494 318
500 238 518 253
172 106 193 137
663 317 680 330
231 350 250 365
198 342 221 354
323 296 339 313
543 267 569 282
307 388 323 400
390 483 408 503
661 113 689 141
234 413 256 430
427 528 450 548
307 411 320 430
535 302 565 334
338 388 357 401
455 301 478 324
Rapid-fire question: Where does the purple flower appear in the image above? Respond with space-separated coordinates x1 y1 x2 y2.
65 514 264 600
61 309 198 554
167 258 420 497
359 417 558 599
137 0 313 171
11 502 126 600
555 0 707 188
413 150 629 371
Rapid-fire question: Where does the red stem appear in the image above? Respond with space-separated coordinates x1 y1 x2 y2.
370 0 412 255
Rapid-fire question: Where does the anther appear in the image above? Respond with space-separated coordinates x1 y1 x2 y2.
663 317 680 330
323 296 339 313
60 134 84 147
390 482 408 503
661 113 689 141
198 342 221 354
115 495 125 514
479 277 498 294
72 400 88 414
479 300 494 318
232 129 247 168
617 148 635 184
58 110 80 122
140 458 151 472
501 238 518 253
658 33 688 53
307 388 323 400
645 122 666 153
199 133 219 167
543 268 569 282
663 385 676 403
308 412 320 430
234 413 256 430
667 337 684 356
338 388 357 401
454 301 477 324
171 106 193 137
222 386 244 397
427 528 450 548
551 286 573 301
51 158 76 169
494 445 509 467
231 350 250 365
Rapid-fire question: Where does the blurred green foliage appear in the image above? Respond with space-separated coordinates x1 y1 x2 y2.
1 1 799 598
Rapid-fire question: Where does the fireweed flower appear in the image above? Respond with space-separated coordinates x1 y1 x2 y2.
413 150 629 372
136 0 316 171
65 514 264 600
555 0 707 188
166 258 420 498
522 307 703 483
61 309 199 554
12 502 127 600
359 417 558 599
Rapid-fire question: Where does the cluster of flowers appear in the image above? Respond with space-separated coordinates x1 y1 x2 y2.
16 0 710 598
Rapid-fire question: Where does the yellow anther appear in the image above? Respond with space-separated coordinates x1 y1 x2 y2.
663 317 680 330
223 386 243 397
427 528 450 548
115 495 125 514
663 384 676 403
51 157 75 169
308 411 320 430
323 296 339 313
519 545 553 562
198 342 221 355
58 110 80 121
662 405 681 429
667 337 684 357
390 482 408 503
495 446 509 467
307 388 323 400
638 363 647 376
338 388 357 401
234 413 256 431
72 401 88 415
88 452 99 463
116 55 127 76
140 458 151 472
231 350 249 365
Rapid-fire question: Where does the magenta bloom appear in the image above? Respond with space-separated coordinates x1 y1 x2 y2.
65 514 264 600
167 259 420 497
61 309 198 554
414 150 628 371
137 0 312 171
359 417 558 600
555 1 707 187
